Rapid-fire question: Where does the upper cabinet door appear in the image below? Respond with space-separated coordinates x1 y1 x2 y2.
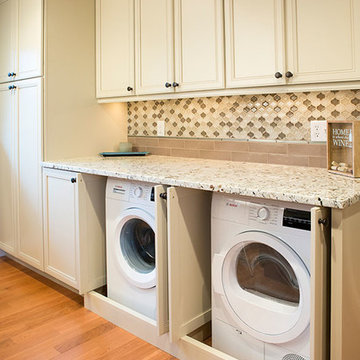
286 0 360 84
0 0 16 83
135 0 174 95
96 0 135 98
16 0 43 80
225 0 286 88
174 0 224 92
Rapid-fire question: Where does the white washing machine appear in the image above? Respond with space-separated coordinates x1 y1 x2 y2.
106 178 160 321
212 193 312 360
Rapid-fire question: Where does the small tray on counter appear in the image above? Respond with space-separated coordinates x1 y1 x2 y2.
99 151 150 157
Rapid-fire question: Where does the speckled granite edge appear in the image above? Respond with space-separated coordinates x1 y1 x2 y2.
41 156 360 209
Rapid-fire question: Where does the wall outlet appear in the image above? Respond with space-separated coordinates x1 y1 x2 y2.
157 120 165 136
311 120 327 142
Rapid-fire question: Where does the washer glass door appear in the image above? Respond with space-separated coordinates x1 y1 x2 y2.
221 231 310 344
115 208 156 289
120 218 155 274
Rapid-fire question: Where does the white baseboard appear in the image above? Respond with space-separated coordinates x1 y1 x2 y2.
3 253 80 294
84 291 180 358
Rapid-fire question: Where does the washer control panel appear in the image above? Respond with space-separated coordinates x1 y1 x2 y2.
106 178 155 203
129 183 154 202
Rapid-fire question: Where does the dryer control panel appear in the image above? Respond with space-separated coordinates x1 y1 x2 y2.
212 194 311 231
248 203 282 227
283 208 311 231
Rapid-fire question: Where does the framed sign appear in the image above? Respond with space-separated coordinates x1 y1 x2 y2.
327 120 360 178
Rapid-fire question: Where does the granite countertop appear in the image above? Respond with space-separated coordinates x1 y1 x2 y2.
42 155 360 209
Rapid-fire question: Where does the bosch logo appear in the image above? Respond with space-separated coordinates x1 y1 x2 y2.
226 202 238 208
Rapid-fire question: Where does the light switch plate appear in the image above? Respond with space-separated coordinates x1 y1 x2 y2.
157 120 165 136
311 120 327 142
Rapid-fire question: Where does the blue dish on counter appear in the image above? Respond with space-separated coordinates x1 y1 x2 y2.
99 151 150 157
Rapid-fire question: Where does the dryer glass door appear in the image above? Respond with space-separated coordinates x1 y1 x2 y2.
236 242 299 305
220 231 311 344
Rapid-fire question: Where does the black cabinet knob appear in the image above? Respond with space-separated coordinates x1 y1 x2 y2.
285 71 293 78
71 178 76 183
318 218 328 226
165 82 172 88
127 86 133 92
12 72 16 76
8 72 12 77
274 72 283 79
8 85 16 90
172 82 179 87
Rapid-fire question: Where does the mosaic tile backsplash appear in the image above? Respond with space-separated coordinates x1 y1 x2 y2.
128 90 360 142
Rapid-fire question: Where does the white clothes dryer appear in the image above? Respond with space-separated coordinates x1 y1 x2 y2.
106 178 162 321
212 193 312 360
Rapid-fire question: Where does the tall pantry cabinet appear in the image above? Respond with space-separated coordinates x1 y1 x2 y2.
0 0 127 271
0 0 43 268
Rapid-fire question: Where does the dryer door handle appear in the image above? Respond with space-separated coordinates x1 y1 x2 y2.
212 253 225 295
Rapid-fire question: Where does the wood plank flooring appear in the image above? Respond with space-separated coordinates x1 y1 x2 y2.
0 256 177 360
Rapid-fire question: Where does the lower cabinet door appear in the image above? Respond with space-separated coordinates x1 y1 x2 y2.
0 83 16 255
43 168 79 289
43 168 107 293
167 187 212 343
154 185 169 335
16 78 43 270
311 207 330 360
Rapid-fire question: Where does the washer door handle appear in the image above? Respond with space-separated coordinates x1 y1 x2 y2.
212 253 225 295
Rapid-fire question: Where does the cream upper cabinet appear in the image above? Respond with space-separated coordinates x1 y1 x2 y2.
135 0 174 95
286 0 360 84
96 0 360 100
96 0 135 98
225 0 360 89
174 0 224 92
16 78 43 270
225 0 286 88
0 0 16 83
16 0 43 81
0 0 42 83
0 84 16 255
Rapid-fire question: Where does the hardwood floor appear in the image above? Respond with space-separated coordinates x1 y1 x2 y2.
0 256 177 360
